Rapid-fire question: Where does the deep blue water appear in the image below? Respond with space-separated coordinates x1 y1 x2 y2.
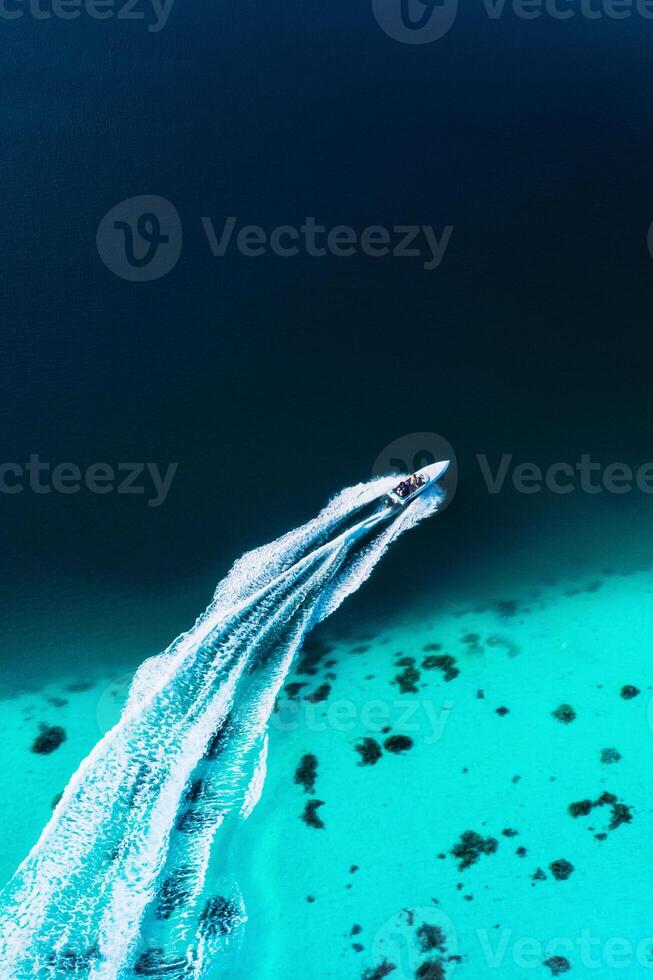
3 2 653 682
5 10 653 977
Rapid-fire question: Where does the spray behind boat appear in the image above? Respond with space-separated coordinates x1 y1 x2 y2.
0 473 447 980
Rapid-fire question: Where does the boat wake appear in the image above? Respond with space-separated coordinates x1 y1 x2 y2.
0 476 443 979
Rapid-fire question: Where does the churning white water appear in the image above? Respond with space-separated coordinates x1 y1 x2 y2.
0 476 443 979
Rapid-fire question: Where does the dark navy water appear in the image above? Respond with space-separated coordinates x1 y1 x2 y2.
5 12 653 978
3 2 653 686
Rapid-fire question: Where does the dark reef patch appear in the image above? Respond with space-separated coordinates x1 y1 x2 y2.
46 946 98 973
302 799 326 829
495 599 518 618
393 664 420 694
600 748 621 764
284 682 306 700
544 955 571 975
416 923 446 953
609 802 633 831
362 961 396 979
185 778 205 803
568 791 632 833
550 859 574 881
204 714 232 760
31 724 66 755
552 704 576 724
422 654 459 682
133 947 187 976
568 799 592 818
65 681 94 693
486 634 520 658
296 635 332 676
175 809 211 834
451 831 498 870
295 753 318 793
384 735 413 754
415 961 445 979
461 632 483 653
356 737 383 766
155 866 193 919
565 580 602 598
304 684 331 704
198 895 240 938
621 685 640 700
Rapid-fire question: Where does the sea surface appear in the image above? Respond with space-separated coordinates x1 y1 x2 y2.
3 0 653 977
3 484 653 977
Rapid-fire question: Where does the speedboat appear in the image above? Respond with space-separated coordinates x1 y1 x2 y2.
385 460 450 507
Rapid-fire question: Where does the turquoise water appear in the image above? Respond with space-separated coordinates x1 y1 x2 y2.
2 481 653 978
4 0 653 974
234 573 653 979
0 477 443 977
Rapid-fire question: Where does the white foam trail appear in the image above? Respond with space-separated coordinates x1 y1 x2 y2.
0 476 442 979
240 735 268 820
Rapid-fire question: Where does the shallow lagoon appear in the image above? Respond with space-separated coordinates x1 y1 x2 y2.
230 561 653 979
3 498 653 979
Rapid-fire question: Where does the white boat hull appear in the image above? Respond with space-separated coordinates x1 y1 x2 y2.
386 459 450 507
